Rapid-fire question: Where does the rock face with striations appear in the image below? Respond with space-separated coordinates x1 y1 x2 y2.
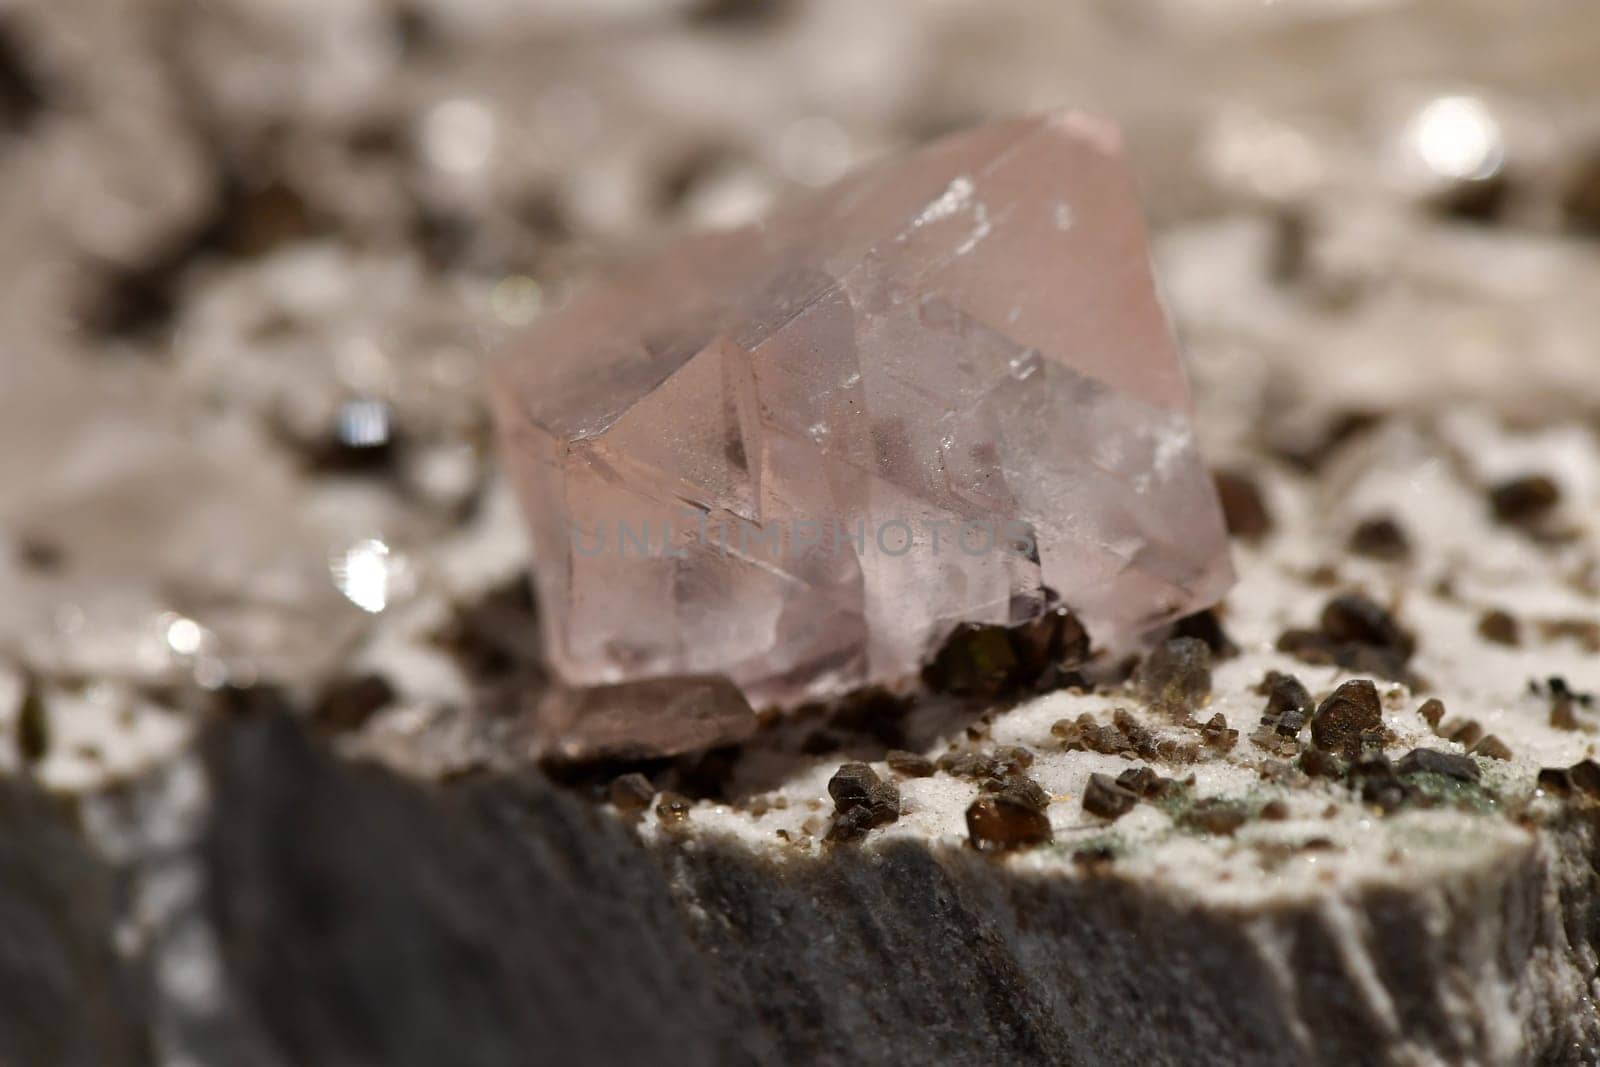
6 705 1599 1067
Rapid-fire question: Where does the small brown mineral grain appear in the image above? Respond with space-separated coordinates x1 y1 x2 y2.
1115 766 1164 798
1200 713 1238 752
938 746 1033 781
1418 698 1447 728
1213 468 1273 542
1170 609 1239 659
1440 719 1485 748
985 775 1051 814
1311 680 1383 758
966 795 1052 853
1138 637 1213 714
1477 610 1522 647
926 623 1020 697
1321 594 1415 660
607 773 656 814
1278 593 1418 684
827 762 900 830
1538 619 1600 653
1182 799 1249 836
1260 671 1314 738
1570 760 1600 797
826 806 877 844
655 792 693 828
1538 767 1576 797
1348 516 1411 561
1470 735 1513 761
1396 748 1480 783
885 750 936 777
1489 474 1562 525
1083 773 1140 820
313 674 396 734
1351 754 1410 814
1009 603 1093 687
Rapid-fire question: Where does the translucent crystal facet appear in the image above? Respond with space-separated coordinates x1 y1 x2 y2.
491 112 1234 712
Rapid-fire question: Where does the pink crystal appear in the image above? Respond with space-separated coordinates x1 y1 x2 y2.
491 111 1234 718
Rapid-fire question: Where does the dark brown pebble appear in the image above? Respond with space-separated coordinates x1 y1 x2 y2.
1538 619 1600 652
1279 594 1418 685
17 537 65 573
1477 610 1521 647
607 773 656 814
1563 147 1600 234
939 745 1033 781
1440 719 1484 748
1257 759 1295 782
1260 671 1313 737
827 761 881 807
1418 698 1446 728
1538 767 1574 796
1260 800 1291 821
1545 676 1595 706
1551 700 1583 731
1396 748 1480 783
1489 475 1561 525
1321 594 1414 659
1200 712 1238 752
938 751 992 778
1348 516 1411 561
1115 766 1164 798
990 745 1035 775
1138 637 1213 714
1311 680 1382 758
826 804 877 844
1170 609 1239 659
1571 760 1600 797
1349 753 1411 813
925 622 1019 696
1470 735 1513 761
16 678 48 764
1009 602 1092 687
985 774 1051 813
312 674 396 734
966 795 1053 853
1182 798 1249 836
885 750 936 777
1213 468 1273 542
433 575 542 681
1082 773 1139 820
1072 846 1117 868
827 762 900 827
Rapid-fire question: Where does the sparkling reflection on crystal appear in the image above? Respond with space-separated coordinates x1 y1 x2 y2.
1411 96 1503 181
335 399 392 449
163 614 206 657
332 539 399 614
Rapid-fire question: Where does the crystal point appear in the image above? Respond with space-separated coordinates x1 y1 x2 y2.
492 112 1233 720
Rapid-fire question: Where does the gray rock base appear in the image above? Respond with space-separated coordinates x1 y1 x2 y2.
3 713 1598 1066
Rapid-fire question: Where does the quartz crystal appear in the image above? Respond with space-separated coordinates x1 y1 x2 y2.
491 112 1233 712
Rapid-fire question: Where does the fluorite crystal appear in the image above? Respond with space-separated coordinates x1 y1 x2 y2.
491 111 1233 714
